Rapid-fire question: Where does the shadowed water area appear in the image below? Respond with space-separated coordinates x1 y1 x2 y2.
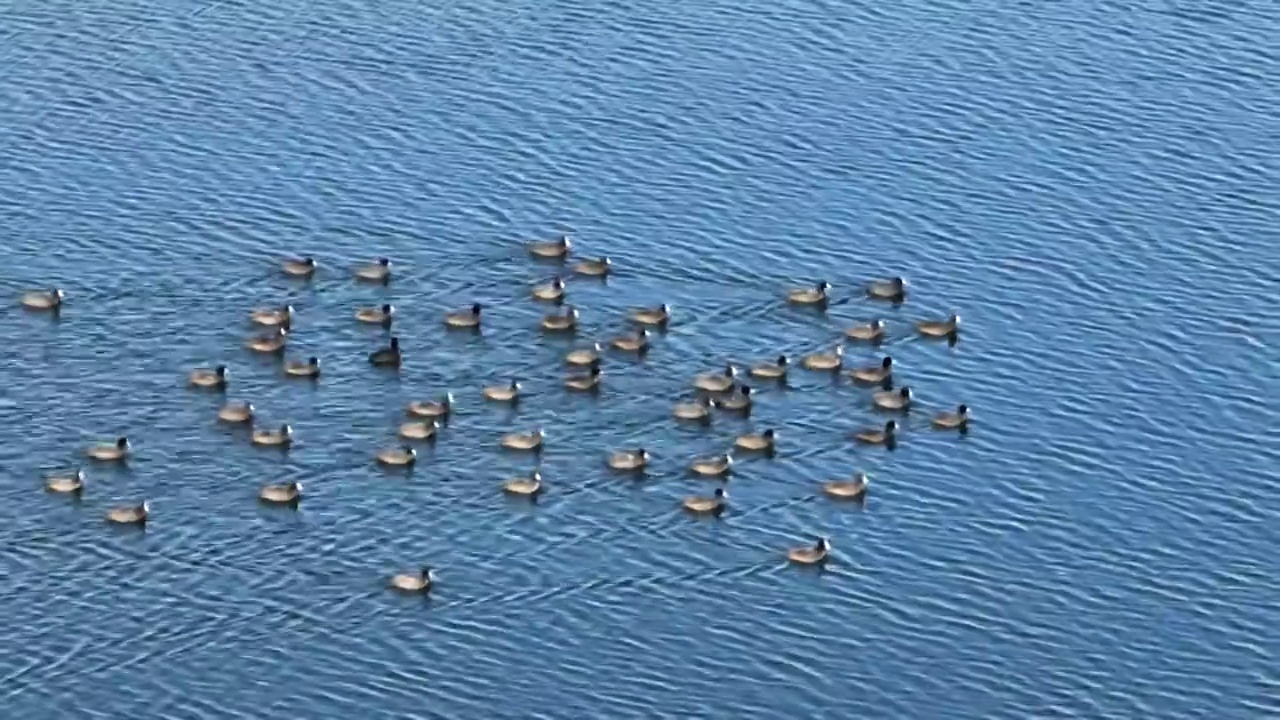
1 0 1278 717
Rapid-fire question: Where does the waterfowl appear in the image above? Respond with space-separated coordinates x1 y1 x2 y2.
565 360 602 391
390 566 434 593
565 342 604 366
532 276 567 302
573 256 612 277
483 380 521 403
355 303 395 325
801 344 844 371
823 472 869 500
917 313 961 338
502 470 543 496
629 303 671 326
259 481 303 504
444 303 482 329
369 337 402 367
541 306 579 332
734 428 776 453
750 355 789 380
845 319 886 342
866 276 907 301
399 420 440 440
407 393 454 419
282 256 317 278
252 424 294 447
787 537 831 565
611 328 650 353
850 356 893 384
501 427 545 451
786 281 831 305
188 365 229 389
854 420 898 445
690 453 733 477
86 437 130 461
217 401 255 423
694 363 738 393
284 356 321 378
44 469 85 494
107 500 149 525
932 404 970 430
608 448 650 471
873 386 913 412
673 397 712 423
713 386 752 413
376 446 417 466
354 257 392 283
683 487 728 514
20 288 64 310
249 305 293 327
527 234 572 259
246 327 288 353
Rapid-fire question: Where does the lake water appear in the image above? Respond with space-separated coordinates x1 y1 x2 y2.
1 0 1278 717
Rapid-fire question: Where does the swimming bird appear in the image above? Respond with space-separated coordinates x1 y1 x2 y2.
673 396 712 423
734 428 776 453
566 342 604 366
281 256 317 278
249 305 293 327
787 537 831 565
284 356 321 378
749 355 789 380
873 386 913 412
845 319 886 342
866 276 907 301
444 303 482 329
786 281 831 305
188 365 229 389
376 446 417 466
503 470 543 497
355 303 395 326
389 566 434 593
259 481 303 505
610 328 650 353
107 500 149 525
532 276 567 302
246 327 288 354
573 256 612 277
712 385 752 413
608 448 649 471
501 427 545 451
849 356 893 384
801 344 844 371
483 380 521 403
690 453 732 477
565 360 602 392
629 303 671 326
823 472 869 500
917 313 960 338
693 363 738 393
932 404 970 430
44 469 85 494
20 288 64 311
527 234 572 259
217 401 255 423
407 393 453 419
399 420 440 441
369 337 402 367
87 437 130 462
683 487 728 515
354 257 391 283
853 420 898 445
252 423 293 447
541 306 579 332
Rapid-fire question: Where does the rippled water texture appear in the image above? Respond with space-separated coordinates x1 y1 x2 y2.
2 0 1278 717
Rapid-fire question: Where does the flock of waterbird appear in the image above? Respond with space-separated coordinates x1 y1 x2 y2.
21 234 968 594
